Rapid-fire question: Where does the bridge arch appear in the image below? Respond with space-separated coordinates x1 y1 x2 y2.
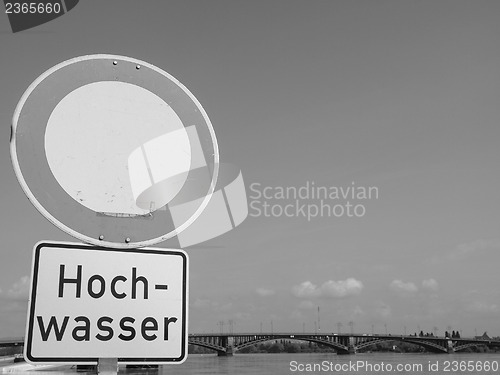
355 337 448 353
188 338 224 354
453 342 487 352
235 336 349 354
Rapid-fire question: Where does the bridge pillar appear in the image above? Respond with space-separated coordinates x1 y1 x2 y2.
217 336 234 356
447 340 455 354
348 336 356 354
337 347 356 354
337 336 356 354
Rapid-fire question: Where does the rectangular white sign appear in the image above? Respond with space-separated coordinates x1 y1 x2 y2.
24 241 188 364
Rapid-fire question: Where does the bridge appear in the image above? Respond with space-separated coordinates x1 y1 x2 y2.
2 334 500 358
188 333 500 356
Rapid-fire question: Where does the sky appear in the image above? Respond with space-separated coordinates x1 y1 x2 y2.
1 0 500 339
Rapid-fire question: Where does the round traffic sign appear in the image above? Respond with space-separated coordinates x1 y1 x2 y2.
11 54 219 249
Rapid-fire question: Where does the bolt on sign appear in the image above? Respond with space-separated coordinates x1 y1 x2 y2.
25 242 188 364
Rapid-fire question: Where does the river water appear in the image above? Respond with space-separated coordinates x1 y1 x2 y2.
3 352 500 374
167 353 500 375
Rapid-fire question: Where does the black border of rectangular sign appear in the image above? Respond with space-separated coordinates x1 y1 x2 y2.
25 241 188 364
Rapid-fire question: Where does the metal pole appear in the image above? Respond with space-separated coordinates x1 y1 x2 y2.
317 306 320 333
98 358 118 375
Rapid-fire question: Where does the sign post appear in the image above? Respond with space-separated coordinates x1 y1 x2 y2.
10 55 222 372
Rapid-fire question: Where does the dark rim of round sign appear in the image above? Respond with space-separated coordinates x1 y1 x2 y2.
10 54 219 249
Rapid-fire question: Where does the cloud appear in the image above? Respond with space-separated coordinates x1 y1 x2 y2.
429 238 500 265
256 288 275 297
293 281 318 298
389 278 438 294
451 239 500 260
390 279 418 293
422 278 438 291
0 276 30 301
8 276 30 298
321 279 364 297
192 298 211 309
292 278 363 299
191 298 232 312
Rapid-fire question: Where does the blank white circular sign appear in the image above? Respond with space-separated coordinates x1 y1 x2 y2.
45 81 191 215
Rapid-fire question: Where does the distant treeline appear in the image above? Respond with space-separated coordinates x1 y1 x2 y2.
0 346 22 357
